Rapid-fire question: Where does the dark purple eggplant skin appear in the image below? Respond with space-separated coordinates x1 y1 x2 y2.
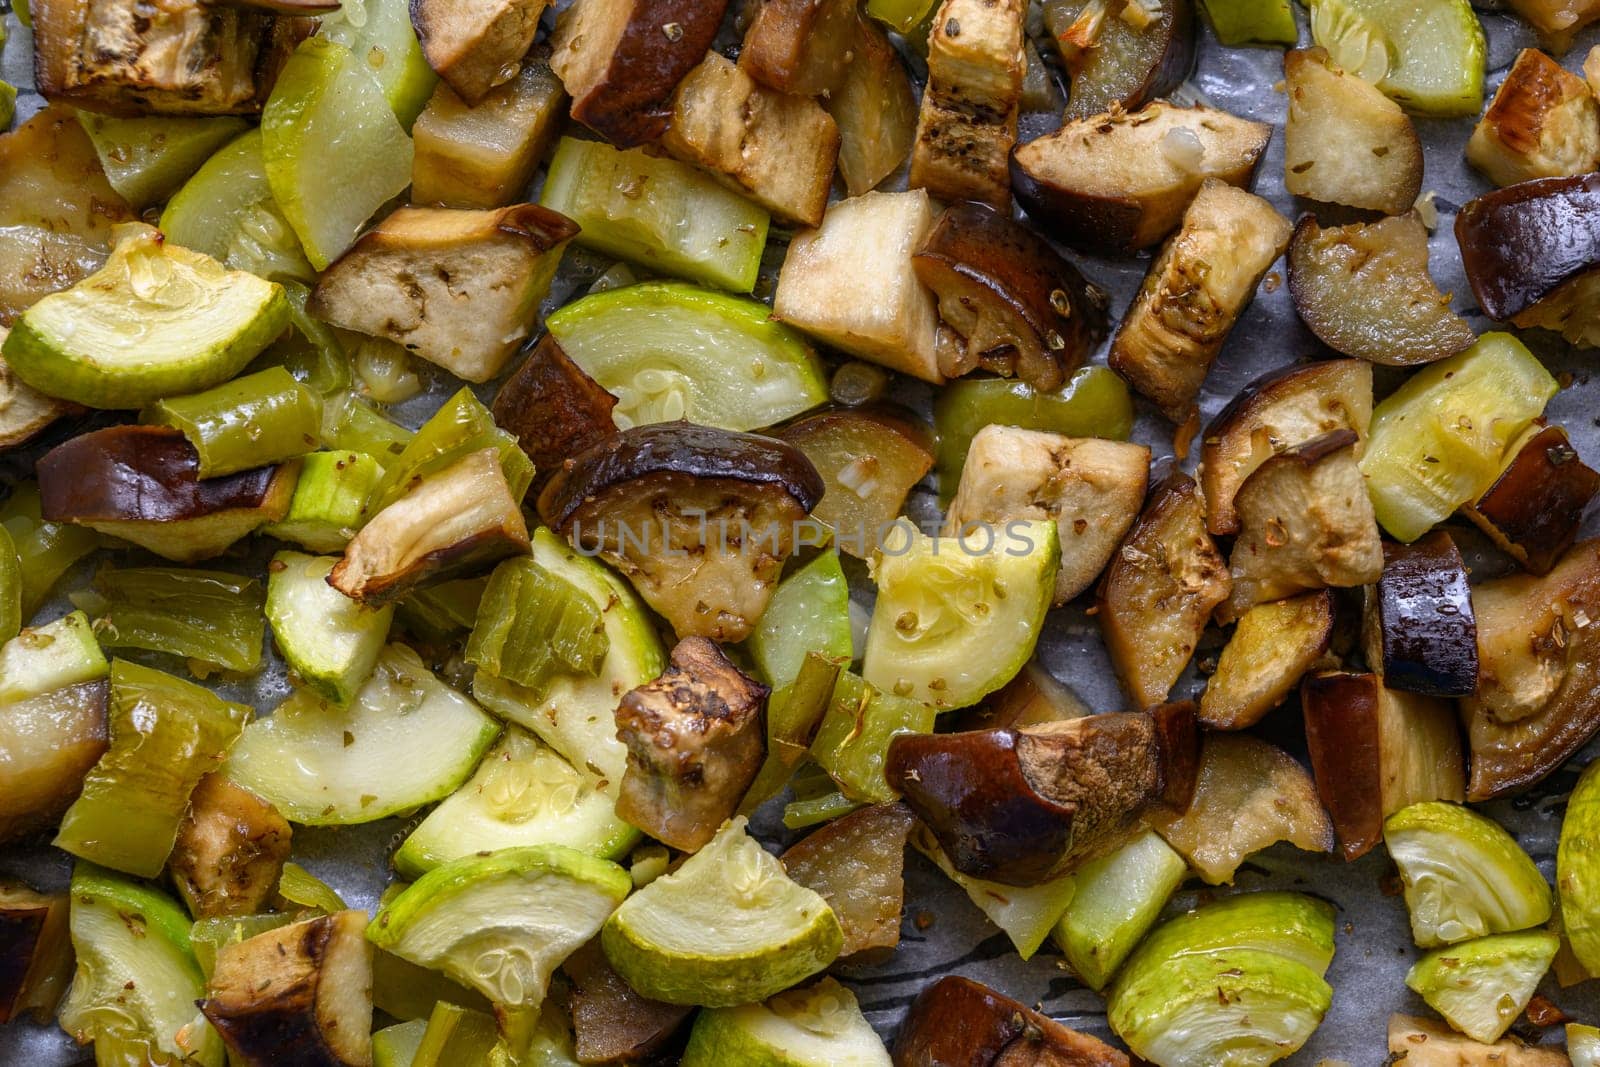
1467 425 1600 577
1301 670 1386 861
36 426 280 523
537 421 826 530
1059 0 1195 121
0 904 47 1024
1009 148 1148 256
892 975 1131 1067
1455 173 1600 321
492 334 619 497
1377 531 1479 697
200 916 350 1067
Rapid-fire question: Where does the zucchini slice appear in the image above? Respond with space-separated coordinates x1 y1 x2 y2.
393 726 640 879
1051 830 1189 991
1405 930 1560 1043
682 977 891 1067
0 610 107 704
261 450 384 553
76 114 249 211
225 644 500 825
1305 0 1485 117
58 864 224 1067
545 282 828 433
1385 801 1553 947
315 0 437 126
2 225 291 410
265 551 394 706
744 551 854 691
602 817 843 1007
862 519 1059 709
1561 759 1600 974
368 846 630 1008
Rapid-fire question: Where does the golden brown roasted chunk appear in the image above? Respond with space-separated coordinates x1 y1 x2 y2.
614 637 769 853
1098 471 1231 708
1283 47 1424 215
945 426 1149 605
909 0 1026 209
170 773 292 921
411 52 568 209
1200 590 1335 730
561 940 693 1063
411 0 549 103
0 333 79 453
1109 179 1292 424
1387 1013 1570 1066
781 803 916 959
827 15 918 197
201 910 374 1067
739 0 859 96
1507 0 1600 51
309 205 578 383
661 52 840 228
1468 48 1600 187
1223 430 1382 621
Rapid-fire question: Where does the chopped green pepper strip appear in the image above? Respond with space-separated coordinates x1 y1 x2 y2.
276 861 347 915
0 523 20 642
465 557 609 692
810 669 937 803
375 387 534 508
397 577 489 644
783 790 866 830
740 652 846 816
325 395 415 467
90 566 265 674
412 1002 502 1067
145 366 323 478
0 483 102 619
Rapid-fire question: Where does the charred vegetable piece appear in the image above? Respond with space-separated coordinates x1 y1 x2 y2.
0 883 72 1025
957 660 1093 732
372 386 530 509
1010 100 1271 254
1098 471 1230 708
0 343 78 454
1360 332 1557 543
827 14 918 197
1110 179 1292 423
1506 0 1600 44
1304 0 1484 117
330 447 531 605
1201 590 1335 729
863 520 1059 710
1283 47 1424 214
1051 831 1189 992
1200 359 1372 536
0 490 101 623
781 803 915 960
893 974 1130 1067
1406 930 1559 1044
539 423 825 643
1302 671 1465 860
409 0 546 104
1223 429 1383 619
909 0 1025 209
614 637 768 853
465 555 607 694
170 774 291 921
1150 733 1333 884
1469 49 1599 187
603 817 843 1007
662 53 840 228
775 189 944 383
548 282 827 433
684 976 891 1067
1561 758 1600 974
1385 801 1552 947
549 0 729 147
809 668 938 803
1288 214 1474 367
912 201 1109 390
491 335 617 498
0 680 108 846
1464 541 1600 799
90 566 265 674
1456 173 1600 347
201 909 373 1067
909 822 1079 959
737 0 857 97
562 939 693 1064
889 703 1198 886
1369 532 1479 696
1464 424 1600 577
1046 0 1195 121
266 551 393 706
1108 893 1334 1067
945 426 1147 605
1390 1012 1570 1067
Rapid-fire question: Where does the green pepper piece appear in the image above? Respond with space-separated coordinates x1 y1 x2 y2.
374 1018 429 1067
144 367 322 478
0 484 102 620
809 669 936 803
741 652 847 816
0 524 20 642
278 280 354 397
397 577 488 644
325 395 415 467
744 552 853 691
466 556 609 692
411 1002 501 1066
865 0 936 32
276 861 347 914
92 566 266 673
781 790 864 830
0 82 15 132
374 386 532 508
1200 0 1297 44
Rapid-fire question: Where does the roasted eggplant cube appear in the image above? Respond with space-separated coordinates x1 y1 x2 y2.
1463 540 1600 800
38 426 296 563
411 0 547 103
1370 531 1479 697
738 0 859 97
1048 0 1195 121
1387 1013 1570 1067
1110 179 1292 423
1223 430 1383 621
912 201 1109 390
0 884 72 1025
0 346 80 454
309 205 579 383
1468 48 1600 188
1199 359 1373 536
1288 214 1474 368
1010 100 1271 254
944 426 1149 605
909 0 1026 210
329 447 531 605
774 189 944 384
781 802 916 960
887 704 1197 886
549 0 729 147
0 681 109 845
615 637 770 853
201 910 374 1067
893 974 1131 1067
492 334 619 497
561 939 693 1064
1098 471 1230 708
1303 671 1466 861
826 14 918 198
1200 590 1335 730
170 773 292 921
538 422 826 643
1464 424 1600 576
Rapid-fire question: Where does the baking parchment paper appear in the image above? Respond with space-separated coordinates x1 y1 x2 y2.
3 3 1600 1062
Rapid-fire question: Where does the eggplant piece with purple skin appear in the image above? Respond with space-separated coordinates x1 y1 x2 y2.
1046 0 1195 122
37 426 296 563
538 422 825 642
491 334 619 498
1368 531 1479 697
911 200 1109 391
0 883 73 1025
562 939 693 1064
1463 424 1600 576
1455 172 1600 348
885 702 1198 887
892 975 1130 1067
